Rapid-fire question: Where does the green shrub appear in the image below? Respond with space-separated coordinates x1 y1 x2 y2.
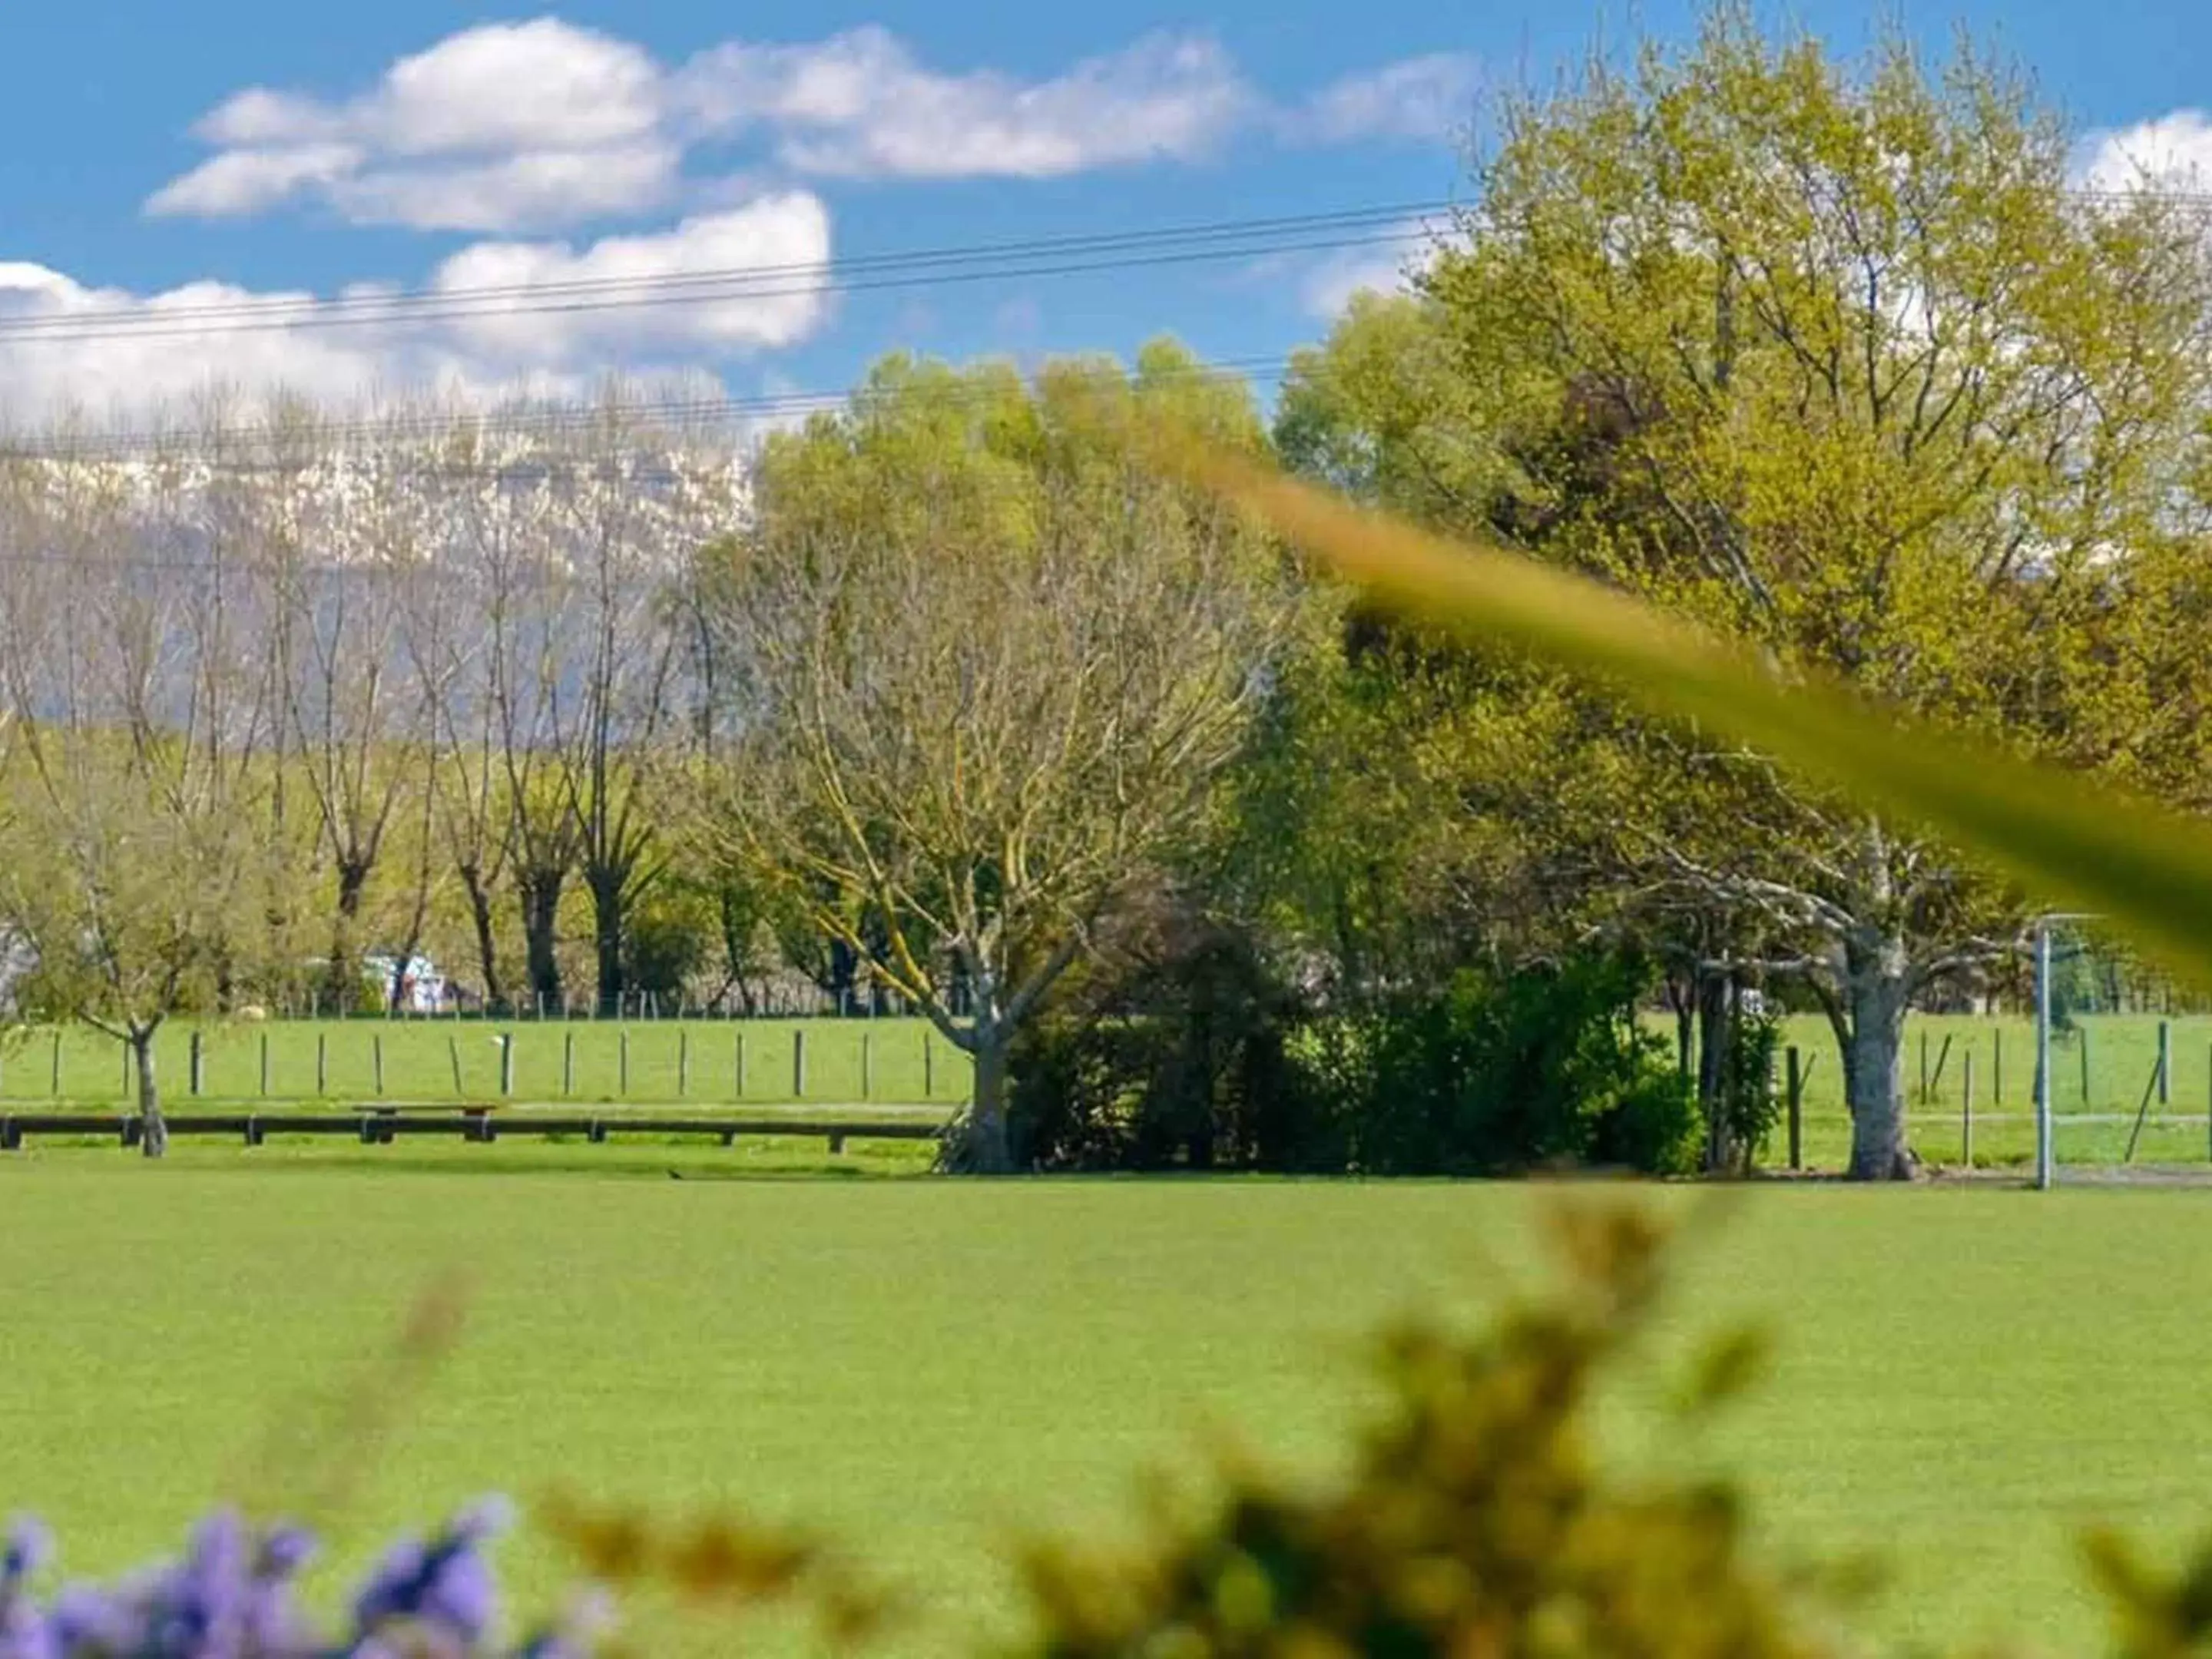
1339 956 1700 1175
1011 944 1694 1176
1008 929 1344 1172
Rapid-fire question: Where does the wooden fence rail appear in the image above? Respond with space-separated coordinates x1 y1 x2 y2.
0 1110 948 1154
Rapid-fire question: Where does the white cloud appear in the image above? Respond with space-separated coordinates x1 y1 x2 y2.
430 195 832 359
197 19 664 154
2075 110 2212 194
1298 53 1478 145
676 28 1253 179
328 143 682 233
148 21 1462 230
1296 215 1459 319
147 143 363 217
1300 249 1414 319
150 19 678 230
0 194 834 419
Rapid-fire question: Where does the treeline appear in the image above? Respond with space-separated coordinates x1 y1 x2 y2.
8 12 2212 1175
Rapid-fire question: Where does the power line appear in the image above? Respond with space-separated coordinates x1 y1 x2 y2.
1 180 2198 350
0 210 1448 347
0 202 1453 339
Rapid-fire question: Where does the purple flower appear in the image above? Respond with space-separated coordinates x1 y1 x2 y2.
47 1585 137 1657
351 1499 512 1650
0 1501 571 1659
0 1519 56 1659
2 1520 49 1586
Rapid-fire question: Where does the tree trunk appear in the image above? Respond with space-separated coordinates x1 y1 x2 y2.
1696 967 1740 1173
945 1031 1013 1174
586 865 626 1017
1841 932 1915 1181
133 1025 166 1161
459 866 505 1015
326 858 370 1012
516 864 565 1013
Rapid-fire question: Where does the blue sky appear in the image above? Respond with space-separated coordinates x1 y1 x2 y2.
0 0 2205 422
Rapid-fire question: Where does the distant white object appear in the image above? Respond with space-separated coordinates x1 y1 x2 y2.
1739 988 1767 1017
363 952 448 1014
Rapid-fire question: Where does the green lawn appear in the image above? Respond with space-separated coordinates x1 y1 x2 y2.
0 1017 972 1108
2 1157 2210 1653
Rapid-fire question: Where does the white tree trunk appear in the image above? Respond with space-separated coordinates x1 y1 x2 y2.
1840 932 1914 1181
133 1026 167 1161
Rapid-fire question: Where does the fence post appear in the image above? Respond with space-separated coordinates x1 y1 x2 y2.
2160 1019 2172 1105
190 1030 204 1098
1786 1046 1802 1172
50 1031 61 1098
735 1030 747 1098
449 1035 464 1096
123 1042 131 1098
563 1029 575 1098
861 1029 873 1101
1994 1027 2004 1105
793 1028 806 1100
259 1031 270 1098
2081 1026 2092 1106
1962 1051 1975 1170
619 1029 630 1098
373 1032 385 1098
499 1033 514 1098
316 1032 328 1097
678 1028 690 1098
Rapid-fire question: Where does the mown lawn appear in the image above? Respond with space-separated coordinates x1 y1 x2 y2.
3 1157 2210 1653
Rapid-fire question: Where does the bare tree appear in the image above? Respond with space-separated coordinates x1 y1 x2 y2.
702 351 1290 1171
0 423 281 1154
541 402 722 1015
243 405 432 1010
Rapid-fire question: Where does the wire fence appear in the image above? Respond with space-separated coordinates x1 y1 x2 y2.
0 1017 970 1108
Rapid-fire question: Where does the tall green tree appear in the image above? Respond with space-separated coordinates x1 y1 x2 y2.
1280 11 2212 1175
698 344 1290 1172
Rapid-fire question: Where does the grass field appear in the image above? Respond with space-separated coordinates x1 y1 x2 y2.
0 1017 972 1108
1686 1012 2212 1171
3 1155 2211 1653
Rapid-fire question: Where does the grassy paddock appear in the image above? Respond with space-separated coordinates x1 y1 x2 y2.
0 1017 973 1108
8 1012 2210 1170
2 1164 2210 1652
1661 1012 2212 1170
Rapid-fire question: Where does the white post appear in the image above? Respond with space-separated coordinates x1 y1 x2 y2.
2035 920 2054 1190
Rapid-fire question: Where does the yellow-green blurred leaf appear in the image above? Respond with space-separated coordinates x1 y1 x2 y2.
1191 448 2212 992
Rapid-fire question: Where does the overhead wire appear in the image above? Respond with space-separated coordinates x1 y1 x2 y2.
0 204 1453 346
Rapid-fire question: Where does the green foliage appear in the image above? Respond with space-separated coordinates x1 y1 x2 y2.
1006 926 1337 1172
1334 959 1700 1176
1010 946 1697 1177
1713 1005 1783 1174
1253 3 2212 1177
